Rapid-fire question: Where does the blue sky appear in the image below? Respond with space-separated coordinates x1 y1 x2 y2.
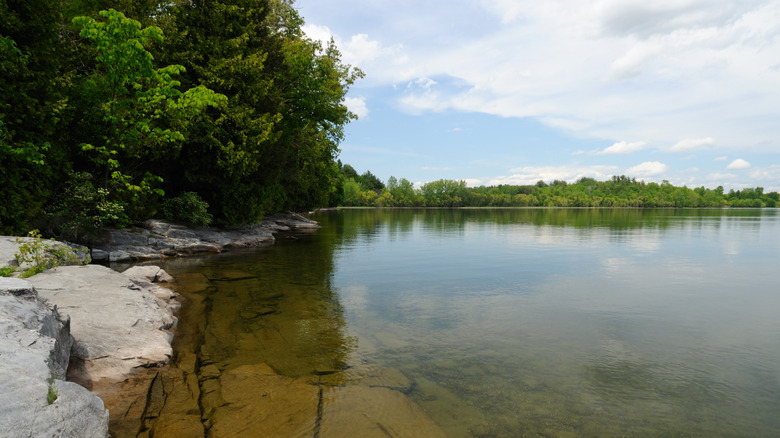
296 0 780 191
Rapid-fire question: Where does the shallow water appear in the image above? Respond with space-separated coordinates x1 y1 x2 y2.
151 208 780 437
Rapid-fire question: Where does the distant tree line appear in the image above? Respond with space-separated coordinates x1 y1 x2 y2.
0 0 361 238
336 169 780 209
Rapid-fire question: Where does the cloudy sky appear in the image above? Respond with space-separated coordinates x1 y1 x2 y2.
296 0 780 191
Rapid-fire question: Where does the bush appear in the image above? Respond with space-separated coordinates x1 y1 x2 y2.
14 230 87 278
45 172 126 242
160 192 213 226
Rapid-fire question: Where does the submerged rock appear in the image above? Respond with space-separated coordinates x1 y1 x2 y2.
319 385 447 438
203 363 320 437
0 278 109 438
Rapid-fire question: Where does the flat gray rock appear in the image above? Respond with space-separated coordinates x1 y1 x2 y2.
0 278 109 438
28 265 177 382
91 213 318 262
0 236 18 267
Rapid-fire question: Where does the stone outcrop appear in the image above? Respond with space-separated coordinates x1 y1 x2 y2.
91 212 319 263
0 277 109 438
28 265 178 384
0 236 90 272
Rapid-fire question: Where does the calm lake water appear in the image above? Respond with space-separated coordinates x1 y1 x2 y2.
157 208 780 437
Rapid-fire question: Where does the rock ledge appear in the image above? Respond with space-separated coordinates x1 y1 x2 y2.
92 212 319 263
0 277 110 438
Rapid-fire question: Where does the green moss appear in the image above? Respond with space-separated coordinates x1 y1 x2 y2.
47 377 58 405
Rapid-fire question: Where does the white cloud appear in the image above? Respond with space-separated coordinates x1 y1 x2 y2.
341 34 382 64
625 161 669 176
303 23 405 84
607 41 663 81
706 172 737 181
726 158 751 170
490 165 620 185
321 0 780 154
302 23 333 45
748 164 780 180
344 97 369 119
596 140 647 155
669 137 715 152
411 77 437 90
302 0 780 190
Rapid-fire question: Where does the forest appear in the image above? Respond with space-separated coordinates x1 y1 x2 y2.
338 165 780 209
1 0 361 237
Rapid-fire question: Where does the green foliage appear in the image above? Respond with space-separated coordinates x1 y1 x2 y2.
45 172 125 241
360 170 385 192
1 1 361 233
47 377 58 405
336 167 780 210
72 9 225 224
158 0 361 221
14 230 87 278
0 0 65 234
0 265 15 277
160 192 213 226
342 178 364 206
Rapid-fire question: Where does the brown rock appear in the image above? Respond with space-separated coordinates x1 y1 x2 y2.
319 386 446 438
205 364 319 437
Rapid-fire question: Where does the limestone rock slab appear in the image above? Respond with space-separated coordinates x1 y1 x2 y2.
319 385 447 438
28 265 176 382
91 213 318 262
204 363 319 437
0 278 109 437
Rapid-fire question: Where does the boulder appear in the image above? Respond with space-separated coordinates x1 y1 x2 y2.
0 278 109 438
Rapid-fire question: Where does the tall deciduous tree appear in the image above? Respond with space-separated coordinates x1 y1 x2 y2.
160 0 361 223
69 9 225 223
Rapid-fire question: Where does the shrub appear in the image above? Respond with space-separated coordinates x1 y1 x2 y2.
160 192 213 227
45 172 126 242
15 230 87 278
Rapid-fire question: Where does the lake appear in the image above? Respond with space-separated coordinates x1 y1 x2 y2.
150 208 780 437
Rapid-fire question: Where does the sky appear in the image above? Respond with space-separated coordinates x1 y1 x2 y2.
295 0 780 191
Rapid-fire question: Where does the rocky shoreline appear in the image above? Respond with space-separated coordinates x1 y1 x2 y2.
90 212 319 263
0 213 319 437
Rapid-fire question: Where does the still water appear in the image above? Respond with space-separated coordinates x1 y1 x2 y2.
156 208 780 437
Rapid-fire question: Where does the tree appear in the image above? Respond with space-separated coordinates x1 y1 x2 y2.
360 170 384 192
0 0 66 233
341 163 359 181
159 0 361 223
342 178 363 206
71 9 226 224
